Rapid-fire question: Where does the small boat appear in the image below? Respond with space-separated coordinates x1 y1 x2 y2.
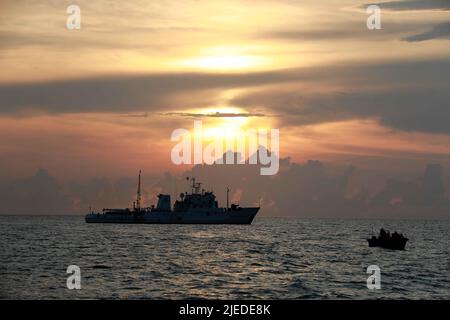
367 228 408 250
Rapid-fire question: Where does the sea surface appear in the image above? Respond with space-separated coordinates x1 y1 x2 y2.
0 216 449 299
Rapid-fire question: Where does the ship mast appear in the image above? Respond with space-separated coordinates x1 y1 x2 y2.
226 187 230 211
136 170 142 211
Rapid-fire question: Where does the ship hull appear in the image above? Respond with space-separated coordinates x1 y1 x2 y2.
85 207 259 225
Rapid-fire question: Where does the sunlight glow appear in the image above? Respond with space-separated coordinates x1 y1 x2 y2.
186 106 251 140
181 55 264 71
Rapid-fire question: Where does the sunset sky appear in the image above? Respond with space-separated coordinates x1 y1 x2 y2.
1 0 450 217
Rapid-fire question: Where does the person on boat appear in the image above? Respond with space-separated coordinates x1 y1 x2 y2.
379 228 387 239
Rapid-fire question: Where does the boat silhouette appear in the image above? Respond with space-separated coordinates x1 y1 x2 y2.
85 172 259 224
367 228 408 250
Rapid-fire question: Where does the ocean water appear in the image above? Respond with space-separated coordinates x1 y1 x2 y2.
0 216 449 300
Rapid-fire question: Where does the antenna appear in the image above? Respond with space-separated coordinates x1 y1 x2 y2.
187 177 202 194
191 177 196 194
174 179 178 201
136 170 142 211
195 182 202 194
226 187 230 211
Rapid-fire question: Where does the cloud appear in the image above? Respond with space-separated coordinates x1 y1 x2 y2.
0 0 210 52
232 88 450 134
266 29 370 41
264 21 425 42
363 1 450 43
162 111 268 118
0 70 307 115
370 0 450 11
2 161 449 218
403 22 450 42
0 169 73 214
371 163 448 207
120 112 150 118
1 59 450 134
0 27 208 52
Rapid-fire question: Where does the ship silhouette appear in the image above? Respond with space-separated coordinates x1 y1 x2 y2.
85 171 259 224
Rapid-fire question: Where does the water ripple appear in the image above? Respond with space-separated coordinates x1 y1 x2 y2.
0 216 449 299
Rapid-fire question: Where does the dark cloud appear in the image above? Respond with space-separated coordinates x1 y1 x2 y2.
0 70 307 115
1 59 450 134
69 175 155 211
264 20 426 42
2 161 449 218
232 87 450 133
266 29 374 41
265 3 450 44
0 169 72 214
371 164 448 208
373 0 450 11
403 22 450 42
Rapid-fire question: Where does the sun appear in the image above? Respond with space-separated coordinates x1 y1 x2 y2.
179 45 267 71
182 55 263 71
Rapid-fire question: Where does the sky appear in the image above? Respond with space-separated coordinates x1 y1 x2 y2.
0 0 450 217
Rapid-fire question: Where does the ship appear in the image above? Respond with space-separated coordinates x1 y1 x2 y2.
367 228 408 250
85 171 260 224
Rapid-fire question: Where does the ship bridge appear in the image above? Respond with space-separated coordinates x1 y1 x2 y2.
173 177 219 212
